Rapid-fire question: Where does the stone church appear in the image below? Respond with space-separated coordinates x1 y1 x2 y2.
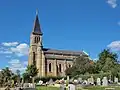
28 13 88 77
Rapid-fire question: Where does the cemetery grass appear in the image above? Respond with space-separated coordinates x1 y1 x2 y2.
37 86 120 90
36 86 59 90
83 86 120 90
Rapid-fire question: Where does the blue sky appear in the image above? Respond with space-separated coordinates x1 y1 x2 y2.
0 0 120 72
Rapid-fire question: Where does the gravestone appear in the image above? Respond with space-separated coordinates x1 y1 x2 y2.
68 84 76 90
87 78 90 84
114 77 118 83
23 83 29 87
39 80 43 85
67 76 70 82
69 78 74 83
78 77 82 83
74 79 78 84
90 76 94 85
102 77 108 86
97 78 101 85
87 76 94 85
82 80 88 85
60 84 66 90
62 78 64 80
48 78 54 85
28 83 32 88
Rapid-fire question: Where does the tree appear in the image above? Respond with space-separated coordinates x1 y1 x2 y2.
22 65 38 83
96 49 118 72
102 57 115 72
65 55 95 76
98 49 117 65
26 65 38 77
15 70 21 85
0 67 14 87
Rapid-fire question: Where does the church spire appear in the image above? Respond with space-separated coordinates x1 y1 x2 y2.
32 10 42 35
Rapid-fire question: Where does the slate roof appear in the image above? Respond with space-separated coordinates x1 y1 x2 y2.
43 48 86 56
32 14 42 35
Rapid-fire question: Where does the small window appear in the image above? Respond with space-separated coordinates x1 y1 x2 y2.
33 52 36 65
37 37 39 43
49 63 52 72
38 37 40 42
69 64 71 68
34 37 37 43
59 64 62 72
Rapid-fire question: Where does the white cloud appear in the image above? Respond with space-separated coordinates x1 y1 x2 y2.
8 59 27 73
0 50 12 54
0 42 29 57
6 56 12 58
2 42 19 47
0 48 12 54
107 0 117 8
107 41 120 51
10 43 29 57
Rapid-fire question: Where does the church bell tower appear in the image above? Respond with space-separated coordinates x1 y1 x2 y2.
28 11 43 68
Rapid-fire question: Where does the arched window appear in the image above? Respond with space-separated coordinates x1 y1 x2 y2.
69 64 71 68
59 64 62 72
49 63 52 72
38 37 40 42
34 37 37 43
37 37 38 43
33 52 36 65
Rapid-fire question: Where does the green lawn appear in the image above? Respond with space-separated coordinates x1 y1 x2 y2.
37 86 120 90
36 86 59 90
84 86 120 90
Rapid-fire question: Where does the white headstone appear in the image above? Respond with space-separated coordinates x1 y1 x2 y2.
88 76 94 85
68 84 76 90
114 77 118 83
23 83 29 87
83 80 88 85
87 78 90 84
67 76 70 82
62 78 64 80
97 78 101 85
67 76 70 81
78 77 82 83
102 77 108 86
69 78 73 83
90 76 94 85
39 80 43 85
60 84 66 90
74 79 78 84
